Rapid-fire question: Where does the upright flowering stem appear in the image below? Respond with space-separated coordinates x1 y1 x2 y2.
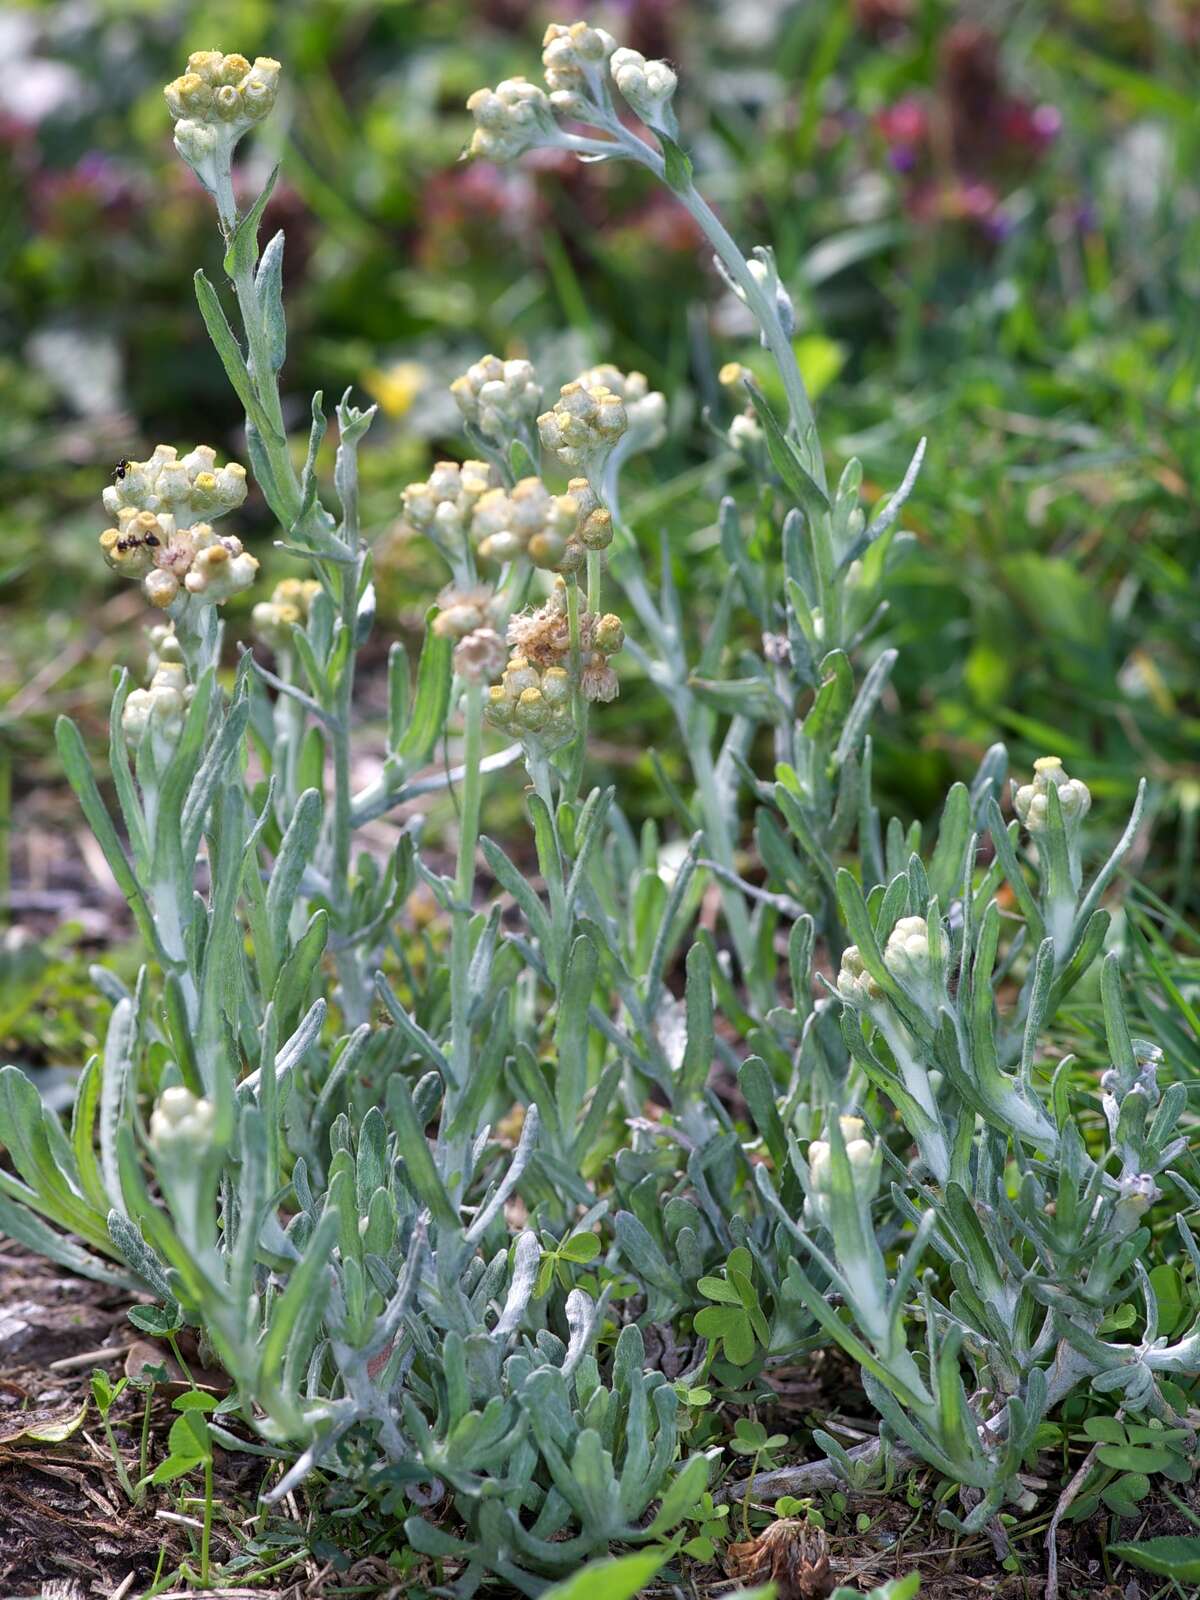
674 177 822 484
586 550 602 616
332 557 368 1025
464 77 827 988
566 576 588 799
206 146 373 1021
605 487 765 1002
444 680 484 1195
598 124 823 481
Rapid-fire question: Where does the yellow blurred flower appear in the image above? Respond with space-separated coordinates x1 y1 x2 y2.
364 361 428 419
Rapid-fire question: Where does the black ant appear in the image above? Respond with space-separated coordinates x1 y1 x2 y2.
114 458 130 480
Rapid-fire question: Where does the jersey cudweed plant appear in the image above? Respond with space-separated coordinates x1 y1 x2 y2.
1 26 1197 1596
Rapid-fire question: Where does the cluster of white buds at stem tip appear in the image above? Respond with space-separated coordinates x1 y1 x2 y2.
486 656 575 749
883 915 933 992
471 477 612 572
466 78 556 162
609 46 678 135
163 52 280 194
541 22 616 114
252 578 322 652
538 380 628 472
100 513 258 608
805 1115 881 1231
836 944 883 1007
104 444 246 527
577 364 667 455
122 632 194 756
450 355 542 445
149 1085 217 1153
1014 756 1092 835
401 459 496 559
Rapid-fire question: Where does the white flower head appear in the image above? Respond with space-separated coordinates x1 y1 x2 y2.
541 21 616 114
466 476 611 573
610 46 678 135
432 583 504 640
1014 756 1092 836
122 656 194 759
164 52 281 189
466 77 556 162
577 364 667 455
805 1115 880 1228
454 627 507 684
149 1085 217 1153
254 576 323 648
252 598 300 651
450 354 543 444
883 915 931 990
100 509 175 582
104 443 247 529
401 460 496 558
537 379 628 472
183 529 259 604
836 944 882 1007
728 411 764 457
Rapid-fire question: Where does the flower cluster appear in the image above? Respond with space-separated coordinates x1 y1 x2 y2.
577 364 667 454
805 1114 881 1231
1013 756 1091 836
149 1085 216 1153
99 443 256 608
883 914 932 990
431 584 507 684
454 630 508 685
466 23 679 160
100 514 259 608
164 52 281 189
103 445 247 527
486 585 624 744
836 943 882 1007
541 21 616 112
486 656 575 747
450 354 542 444
609 47 678 135
465 78 556 163
508 583 624 699
474 476 612 571
537 379 629 471
252 578 323 652
431 583 504 640
400 459 496 556
505 584 621 673
121 631 193 755
838 915 941 1018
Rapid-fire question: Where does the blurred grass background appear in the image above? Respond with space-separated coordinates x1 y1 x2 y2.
1 0 1198 1059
